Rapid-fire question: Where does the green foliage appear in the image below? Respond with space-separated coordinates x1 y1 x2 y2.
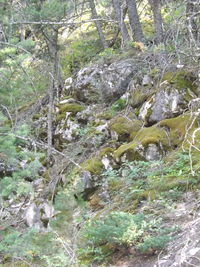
110 98 127 113
0 228 70 266
0 124 43 200
61 38 101 76
100 152 200 211
97 48 117 60
0 46 47 108
78 211 176 263
23 0 70 22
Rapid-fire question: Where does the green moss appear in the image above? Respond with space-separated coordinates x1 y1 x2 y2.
81 147 114 175
43 170 50 181
59 103 84 114
114 141 139 161
109 116 142 141
32 113 41 120
159 113 198 147
114 126 169 161
55 113 66 122
99 147 114 157
81 157 103 175
2 262 29 267
97 110 114 120
162 70 198 93
130 85 154 108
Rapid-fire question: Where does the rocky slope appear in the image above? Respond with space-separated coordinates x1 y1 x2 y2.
1 52 200 266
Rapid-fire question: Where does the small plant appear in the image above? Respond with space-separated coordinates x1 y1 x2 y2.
78 211 176 263
0 227 71 266
111 98 127 112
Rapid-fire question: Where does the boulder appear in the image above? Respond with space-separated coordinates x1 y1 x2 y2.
73 59 136 103
128 79 155 108
100 59 135 102
54 114 79 146
108 115 142 141
114 126 170 162
139 70 199 125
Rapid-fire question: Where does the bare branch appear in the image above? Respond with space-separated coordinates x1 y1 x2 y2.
9 18 117 26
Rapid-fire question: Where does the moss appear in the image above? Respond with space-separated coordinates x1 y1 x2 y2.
81 157 103 175
114 126 170 161
159 113 198 147
109 116 142 141
162 70 198 93
97 110 114 120
129 85 154 108
58 103 84 114
139 189 157 201
2 262 29 267
55 113 66 122
114 141 139 161
42 170 50 181
99 147 114 157
32 113 41 120
39 155 47 167
80 147 115 175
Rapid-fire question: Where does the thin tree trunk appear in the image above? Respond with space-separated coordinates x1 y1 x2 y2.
112 0 130 47
186 0 199 44
126 0 144 42
89 0 108 49
47 71 54 162
148 0 164 44
47 30 60 162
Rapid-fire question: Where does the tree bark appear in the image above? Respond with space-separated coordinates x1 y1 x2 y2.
46 29 60 162
89 0 108 49
112 0 130 47
126 0 144 42
148 0 164 44
186 0 199 44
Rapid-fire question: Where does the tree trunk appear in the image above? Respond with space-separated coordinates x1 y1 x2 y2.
126 0 144 42
112 0 130 47
46 30 60 162
186 0 199 44
89 0 108 49
148 0 164 44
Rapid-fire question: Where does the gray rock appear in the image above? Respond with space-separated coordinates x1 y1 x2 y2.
142 74 152 86
73 59 136 103
0 160 16 178
139 85 195 125
144 143 162 161
25 203 42 229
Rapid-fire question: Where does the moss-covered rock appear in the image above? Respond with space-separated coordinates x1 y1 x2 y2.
109 115 142 141
159 113 198 147
81 157 104 175
81 147 115 175
58 103 84 114
162 70 198 94
139 70 199 125
128 80 155 108
114 126 170 161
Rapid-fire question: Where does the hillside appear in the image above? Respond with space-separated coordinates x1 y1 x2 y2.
0 1 200 266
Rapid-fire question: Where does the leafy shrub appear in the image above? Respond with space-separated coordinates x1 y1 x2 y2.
61 38 101 76
110 98 127 113
0 228 70 266
78 211 176 263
